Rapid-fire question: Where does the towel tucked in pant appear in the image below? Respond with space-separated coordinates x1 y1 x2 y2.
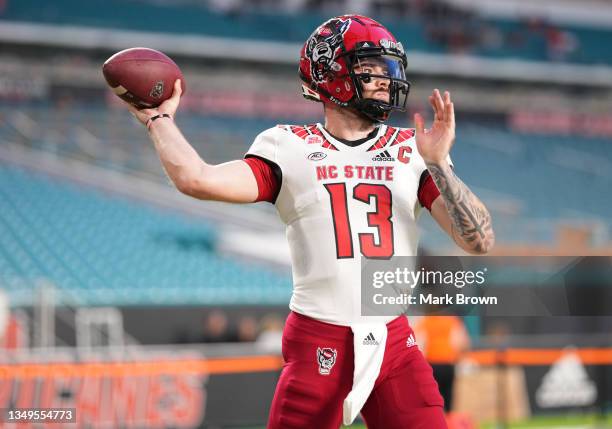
267 311 447 429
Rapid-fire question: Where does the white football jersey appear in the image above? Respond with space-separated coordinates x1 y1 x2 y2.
247 123 433 325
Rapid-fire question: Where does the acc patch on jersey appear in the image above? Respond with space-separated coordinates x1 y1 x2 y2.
317 347 337 375
308 151 327 161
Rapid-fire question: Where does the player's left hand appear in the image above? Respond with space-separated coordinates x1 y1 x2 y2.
414 89 455 165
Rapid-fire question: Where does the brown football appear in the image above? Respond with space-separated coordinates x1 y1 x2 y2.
102 47 185 109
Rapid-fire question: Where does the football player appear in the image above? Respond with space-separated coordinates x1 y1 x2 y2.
124 14 494 429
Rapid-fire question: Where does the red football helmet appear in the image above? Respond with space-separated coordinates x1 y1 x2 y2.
299 15 411 122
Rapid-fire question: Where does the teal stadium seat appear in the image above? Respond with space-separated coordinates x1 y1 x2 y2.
3 0 612 64
455 124 612 220
0 165 291 306
3 99 610 245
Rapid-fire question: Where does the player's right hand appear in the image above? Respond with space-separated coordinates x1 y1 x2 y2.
124 79 183 128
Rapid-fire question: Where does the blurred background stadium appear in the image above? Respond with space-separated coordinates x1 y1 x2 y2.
0 0 611 427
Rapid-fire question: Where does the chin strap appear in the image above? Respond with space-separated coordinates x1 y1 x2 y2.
352 98 391 123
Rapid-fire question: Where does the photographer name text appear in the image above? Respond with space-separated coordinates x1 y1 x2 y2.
372 292 497 306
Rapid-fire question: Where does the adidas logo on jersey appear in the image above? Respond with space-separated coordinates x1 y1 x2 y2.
372 150 394 162
363 332 380 346
406 334 417 348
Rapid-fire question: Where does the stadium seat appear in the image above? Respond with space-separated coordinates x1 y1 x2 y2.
0 164 291 306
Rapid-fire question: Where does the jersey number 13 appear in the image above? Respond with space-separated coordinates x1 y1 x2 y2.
324 183 394 259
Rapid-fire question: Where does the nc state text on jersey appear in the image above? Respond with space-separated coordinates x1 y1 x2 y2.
316 165 394 181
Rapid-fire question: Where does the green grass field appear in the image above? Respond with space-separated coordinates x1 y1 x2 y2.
480 413 612 429
341 413 612 429
245 413 612 429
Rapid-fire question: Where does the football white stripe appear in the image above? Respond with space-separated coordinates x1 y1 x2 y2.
111 85 128 95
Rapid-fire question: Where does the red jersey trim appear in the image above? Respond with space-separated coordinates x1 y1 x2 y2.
243 157 280 203
389 128 415 146
367 126 397 152
277 124 339 151
418 171 440 211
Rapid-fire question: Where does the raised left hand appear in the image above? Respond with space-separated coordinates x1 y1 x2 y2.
414 89 455 165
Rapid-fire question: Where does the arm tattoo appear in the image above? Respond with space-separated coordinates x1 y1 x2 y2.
426 162 494 253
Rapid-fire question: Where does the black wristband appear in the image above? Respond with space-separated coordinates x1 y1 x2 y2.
146 113 172 130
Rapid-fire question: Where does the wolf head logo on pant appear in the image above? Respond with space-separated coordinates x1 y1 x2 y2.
317 347 337 375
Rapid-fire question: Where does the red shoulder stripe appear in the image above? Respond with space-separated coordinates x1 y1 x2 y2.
290 125 310 139
280 124 339 151
367 126 396 152
309 124 339 150
308 124 324 138
322 140 339 151
389 128 415 146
